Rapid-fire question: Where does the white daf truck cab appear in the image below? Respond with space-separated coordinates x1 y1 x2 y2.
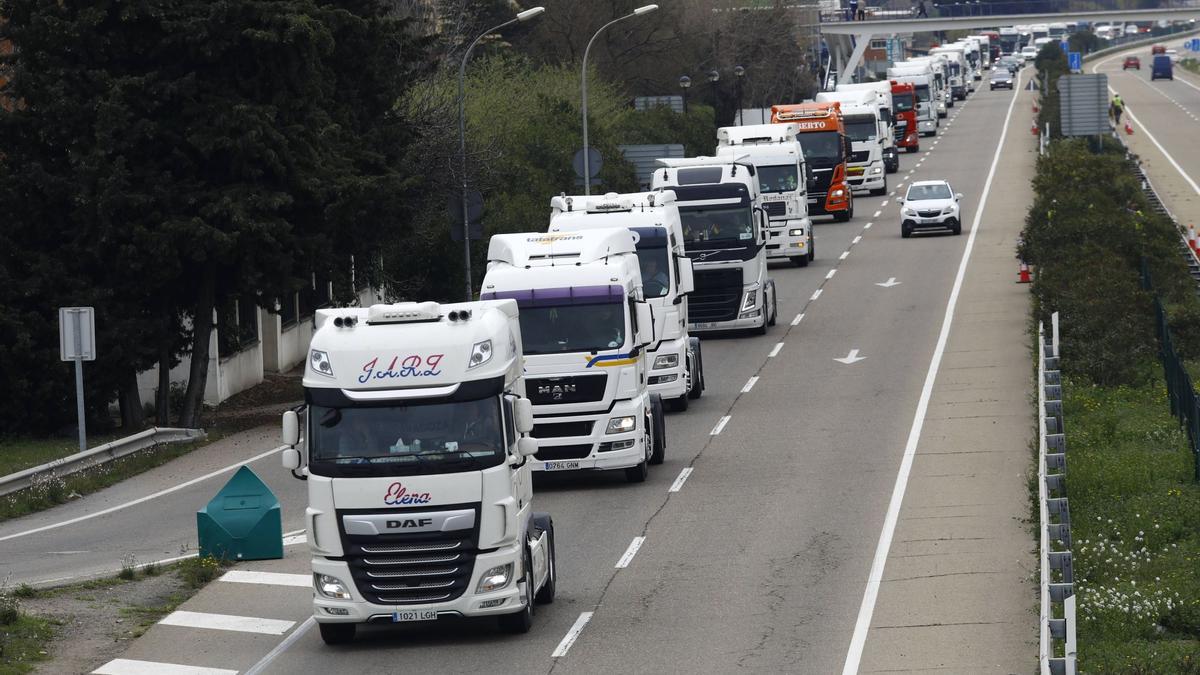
815 89 887 196
715 123 815 267
480 228 665 482
652 157 777 335
547 191 705 411
928 46 968 101
833 81 899 173
280 299 557 644
887 64 940 137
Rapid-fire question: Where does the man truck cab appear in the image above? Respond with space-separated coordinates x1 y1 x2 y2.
906 55 951 115
715 123 817 266
281 299 557 644
770 102 854 222
652 157 778 334
481 229 666 482
814 89 888 196
547 190 705 411
833 80 900 172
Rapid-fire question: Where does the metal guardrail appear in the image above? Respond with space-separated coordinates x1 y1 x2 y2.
1038 316 1077 675
0 427 206 497
1081 25 1200 63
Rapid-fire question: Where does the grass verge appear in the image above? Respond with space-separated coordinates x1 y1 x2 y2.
0 433 125 477
1065 375 1200 672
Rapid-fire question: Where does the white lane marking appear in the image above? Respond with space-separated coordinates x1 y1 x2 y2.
839 251 850 260
160 610 295 636
791 313 805 326
615 536 646 568
668 467 694 492
880 200 889 207
710 416 731 436
93 660 237 675
826 269 837 280
552 612 594 658
244 617 316 675
872 210 882 218
864 222 873 230
219 570 311 587
833 349 866 365
888 191 896 197
852 235 862 244
841 64 1024 675
810 288 823 301
0 445 287 543
769 342 785 356
741 376 759 393
875 277 901 288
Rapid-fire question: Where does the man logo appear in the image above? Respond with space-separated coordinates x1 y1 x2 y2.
538 383 576 401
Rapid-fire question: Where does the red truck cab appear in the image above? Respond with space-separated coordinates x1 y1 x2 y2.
890 81 920 153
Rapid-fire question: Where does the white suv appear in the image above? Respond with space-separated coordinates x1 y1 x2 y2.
901 180 962 237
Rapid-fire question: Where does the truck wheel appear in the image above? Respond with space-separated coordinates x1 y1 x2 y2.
498 551 535 634
870 178 887 196
533 518 556 604
624 428 650 482
790 254 808 267
650 396 666 465
668 393 689 412
909 144 920 153
687 339 704 400
318 622 356 645
767 287 777 327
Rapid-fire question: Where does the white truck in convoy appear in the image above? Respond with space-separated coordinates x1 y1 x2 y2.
928 46 968 101
834 80 900 172
547 191 705 411
715 123 816 267
814 89 888 196
887 63 940 137
280 299 558 644
652 156 777 334
904 55 951 114
480 228 666 482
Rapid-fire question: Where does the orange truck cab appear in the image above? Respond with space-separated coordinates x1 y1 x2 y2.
1151 44 1166 55
770 102 854 222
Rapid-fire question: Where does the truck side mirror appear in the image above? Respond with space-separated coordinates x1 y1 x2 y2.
636 301 655 346
676 257 695 295
517 436 539 458
282 447 301 471
514 397 534 435
282 410 300 447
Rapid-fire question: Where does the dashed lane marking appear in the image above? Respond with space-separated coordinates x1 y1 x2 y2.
825 269 837 280
615 536 646 568
741 376 759 393
669 467 694 492
769 342 785 356
710 416 731 436
552 612 594 658
872 211 881 218
840 251 850 260
881 200 889 207
92 660 237 675
810 288 823 300
791 313 804 326
159 610 295 636
852 235 862 244
864 222 873 229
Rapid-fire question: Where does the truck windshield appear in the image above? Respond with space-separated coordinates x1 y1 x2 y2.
843 115 877 141
678 205 754 244
798 131 843 166
758 164 799 193
308 397 505 476
914 84 931 103
520 302 626 354
893 92 914 112
636 245 671 298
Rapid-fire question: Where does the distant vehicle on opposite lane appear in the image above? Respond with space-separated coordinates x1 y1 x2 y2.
901 180 962 238
1123 56 1141 70
1166 49 1180 64
1151 54 1173 80
989 70 1014 90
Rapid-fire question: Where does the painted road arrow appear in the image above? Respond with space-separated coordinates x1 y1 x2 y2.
875 277 901 288
833 349 866 365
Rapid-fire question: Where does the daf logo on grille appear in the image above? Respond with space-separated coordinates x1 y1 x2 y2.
538 383 576 400
387 518 434 529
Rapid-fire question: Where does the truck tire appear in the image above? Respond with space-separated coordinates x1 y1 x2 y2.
767 285 777 327
318 622 356 645
791 254 809 267
533 516 556 604
498 550 535 634
687 339 705 400
668 392 689 412
908 143 920 153
624 425 651 482
650 394 666 465
870 178 887 197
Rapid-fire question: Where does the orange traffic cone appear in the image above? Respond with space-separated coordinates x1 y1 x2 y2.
1125 121 1134 135
1018 261 1032 284
1032 102 1039 113
1031 120 1039 136
1189 225 1197 253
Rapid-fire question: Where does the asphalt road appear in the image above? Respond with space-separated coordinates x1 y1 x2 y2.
8 72 1034 674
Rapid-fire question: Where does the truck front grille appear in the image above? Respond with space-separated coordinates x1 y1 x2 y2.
762 201 786 217
526 374 608 405
532 420 595 438
534 444 593 460
850 150 870 164
690 269 744 323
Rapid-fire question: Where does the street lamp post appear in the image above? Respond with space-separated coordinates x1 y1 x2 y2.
707 69 720 119
733 65 745 125
581 4 659 196
679 75 691 113
457 6 545 301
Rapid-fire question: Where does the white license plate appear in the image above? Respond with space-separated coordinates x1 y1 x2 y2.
392 609 438 623
807 198 818 205
543 461 580 471
691 322 719 330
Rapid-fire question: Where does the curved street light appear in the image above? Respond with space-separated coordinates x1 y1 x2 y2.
679 74 692 113
581 4 660 195
457 6 546 300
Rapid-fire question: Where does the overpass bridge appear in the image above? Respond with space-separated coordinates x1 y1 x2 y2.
823 6 1200 83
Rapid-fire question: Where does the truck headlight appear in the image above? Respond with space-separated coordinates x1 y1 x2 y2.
310 350 334 377
315 573 352 600
740 287 759 313
606 416 637 434
653 353 679 370
468 339 492 369
476 563 514 593
870 167 883 175
789 228 805 236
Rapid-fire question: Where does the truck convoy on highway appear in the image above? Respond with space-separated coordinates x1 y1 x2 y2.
652 156 778 333
927 46 967 101
715 123 816 267
886 63 940 137
814 89 888 196
831 80 901 173
547 190 706 409
770 101 854 222
280 299 558 644
480 228 666 481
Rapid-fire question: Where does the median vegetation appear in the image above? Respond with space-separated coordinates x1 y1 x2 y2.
1022 55 1200 668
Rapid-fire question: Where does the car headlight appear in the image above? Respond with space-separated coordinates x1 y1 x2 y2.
789 228 805 236
653 353 679 370
476 563 514 593
468 339 492 369
942 206 956 215
315 573 352 600
831 189 845 197
606 416 637 434
903 208 917 216
310 349 334 377
740 287 759 313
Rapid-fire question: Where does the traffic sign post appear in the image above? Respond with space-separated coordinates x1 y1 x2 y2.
59 307 96 454
1188 38 1200 52
1068 52 1082 73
